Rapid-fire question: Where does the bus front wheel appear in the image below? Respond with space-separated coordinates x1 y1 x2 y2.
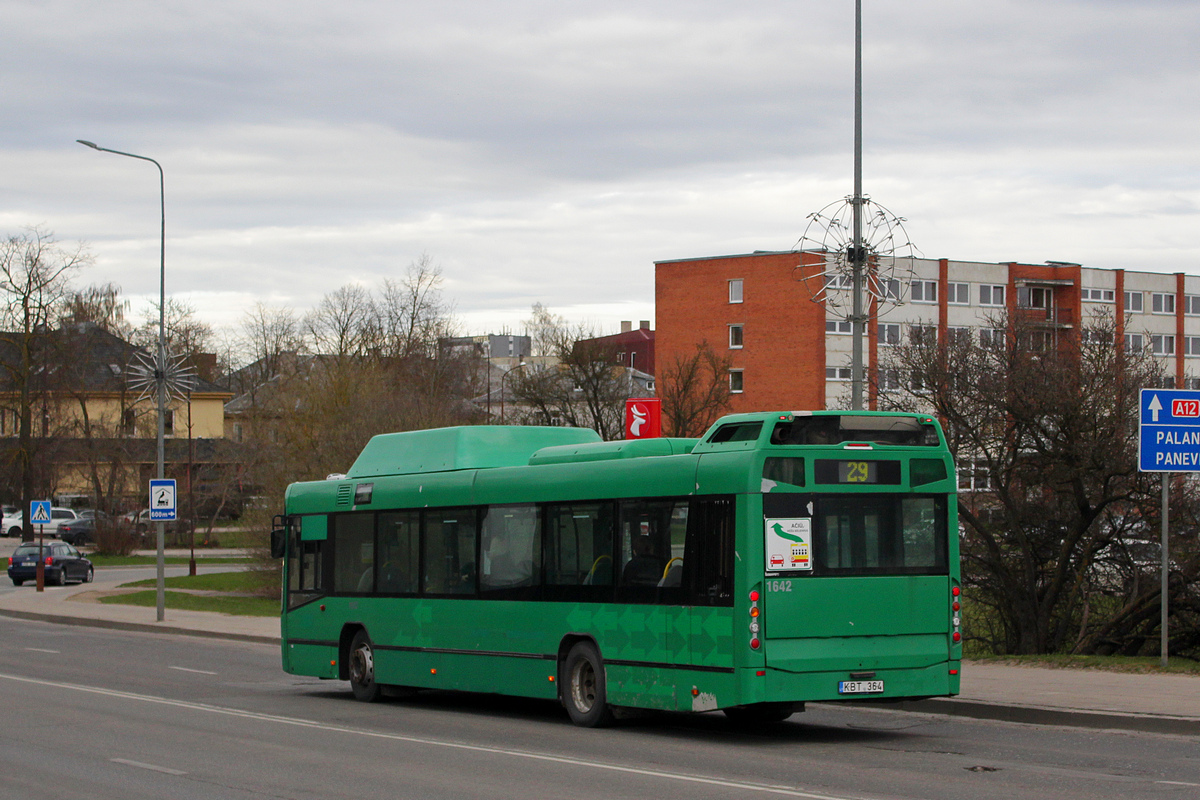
563 641 614 728
348 630 383 702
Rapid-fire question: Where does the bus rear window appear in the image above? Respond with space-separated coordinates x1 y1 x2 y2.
814 495 947 575
771 416 940 446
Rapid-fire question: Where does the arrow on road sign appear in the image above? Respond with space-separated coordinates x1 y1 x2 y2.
1149 394 1163 422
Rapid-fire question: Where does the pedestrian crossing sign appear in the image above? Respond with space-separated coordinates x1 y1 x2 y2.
30 500 51 524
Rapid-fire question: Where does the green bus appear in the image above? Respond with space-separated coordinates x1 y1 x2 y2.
274 410 961 726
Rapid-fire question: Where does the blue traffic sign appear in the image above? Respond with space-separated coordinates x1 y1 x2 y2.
1139 389 1200 472
149 479 177 521
30 500 51 524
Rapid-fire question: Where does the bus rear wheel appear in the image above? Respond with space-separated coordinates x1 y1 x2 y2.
348 630 383 702
563 641 614 728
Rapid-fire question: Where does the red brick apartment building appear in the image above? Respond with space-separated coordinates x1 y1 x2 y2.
656 251 1200 412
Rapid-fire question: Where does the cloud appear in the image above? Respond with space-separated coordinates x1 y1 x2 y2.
0 1 1198 341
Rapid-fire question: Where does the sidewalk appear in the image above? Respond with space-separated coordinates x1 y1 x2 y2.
0 565 1196 736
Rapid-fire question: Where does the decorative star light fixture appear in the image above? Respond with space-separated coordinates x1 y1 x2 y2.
793 195 920 317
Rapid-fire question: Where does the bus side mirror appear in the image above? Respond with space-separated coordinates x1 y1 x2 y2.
270 515 287 559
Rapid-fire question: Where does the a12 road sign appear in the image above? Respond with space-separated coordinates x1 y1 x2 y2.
1139 388 1200 472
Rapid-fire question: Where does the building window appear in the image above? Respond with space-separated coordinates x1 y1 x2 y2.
729 279 743 304
1081 288 1115 303
958 460 994 492
1125 333 1145 353
1151 334 1176 356
729 370 744 393
1017 286 1051 309
1185 336 1200 356
979 285 1005 306
233 422 244 443
1080 329 1110 346
980 328 1005 349
729 324 743 349
0 408 7 436
910 280 937 303
163 409 175 436
825 273 853 290
881 279 901 300
1185 377 1200 390
947 283 970 305
910 324 937 345
826 319 852 334
878 368 901 391
878 323 900 345
122 408 136 436
1125 291 1144 312
947 327 971 346
825 367 852 381
1186 295 1200 316
1152 293 1176 314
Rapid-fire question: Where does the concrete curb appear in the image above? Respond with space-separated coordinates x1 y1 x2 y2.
0 608 279 646
883 697 1200 737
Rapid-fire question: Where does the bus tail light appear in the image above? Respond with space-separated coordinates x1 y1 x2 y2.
749 589 761 650
950 584 962 644
45 556 53 566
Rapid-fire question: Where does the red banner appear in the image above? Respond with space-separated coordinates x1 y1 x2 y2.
625 398 661 439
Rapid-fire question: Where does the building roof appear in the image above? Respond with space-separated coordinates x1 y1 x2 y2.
0 323 229 396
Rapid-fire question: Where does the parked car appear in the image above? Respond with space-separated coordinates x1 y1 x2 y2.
57 517 97 546
6 507 81 539
7 541 94 586
2 506 21 536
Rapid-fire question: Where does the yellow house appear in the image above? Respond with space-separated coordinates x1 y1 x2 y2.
0 323 234 508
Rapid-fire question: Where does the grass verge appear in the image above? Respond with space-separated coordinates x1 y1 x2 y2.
121 571 259 592
89 555 252 567
967 654 1200 676
99 590 278 617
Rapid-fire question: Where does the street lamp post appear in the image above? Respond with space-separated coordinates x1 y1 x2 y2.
77 139 168 622
500 360 527 424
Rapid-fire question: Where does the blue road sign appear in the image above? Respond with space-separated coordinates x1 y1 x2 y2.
1139 389 1200 472
30 500 51 524
149 478 177 521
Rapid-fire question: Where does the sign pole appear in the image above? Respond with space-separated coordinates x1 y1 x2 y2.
1161 475 1169 669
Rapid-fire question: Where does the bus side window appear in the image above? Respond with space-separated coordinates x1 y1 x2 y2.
423 508 478 595
684 497 735 607
616 499 687 605
287 516 327 610
332 513 376 594
378 511 420 594
480 504 540 596
544 502 614 601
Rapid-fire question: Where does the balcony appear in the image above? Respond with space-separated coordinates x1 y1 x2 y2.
1015 306 1074 328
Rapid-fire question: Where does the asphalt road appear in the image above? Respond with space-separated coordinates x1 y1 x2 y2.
1 618 1197 800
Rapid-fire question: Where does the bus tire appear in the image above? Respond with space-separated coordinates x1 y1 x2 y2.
563 641 614 728
722 702 795 724
348 630 383 702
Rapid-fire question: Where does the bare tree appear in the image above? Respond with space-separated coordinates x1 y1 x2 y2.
0 228 89 538
509 311 630 440
879 311 1199 656
657 340 732 437
304 284 373 361
60 282 133 338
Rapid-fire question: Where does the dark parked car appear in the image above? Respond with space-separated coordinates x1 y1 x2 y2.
7 542 94 586
57 517 97 546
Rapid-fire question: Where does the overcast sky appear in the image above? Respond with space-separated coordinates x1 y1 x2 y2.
2 1 1197 339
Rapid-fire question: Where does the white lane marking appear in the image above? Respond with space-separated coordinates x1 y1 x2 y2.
24 648 60 654
2 671 858 800
168 666 218 675
1157 781 1200 787
111 758 187 776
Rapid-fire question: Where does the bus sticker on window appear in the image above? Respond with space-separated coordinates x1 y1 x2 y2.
765 518 812 572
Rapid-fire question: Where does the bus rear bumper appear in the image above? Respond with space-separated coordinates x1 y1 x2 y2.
759 660 960 704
